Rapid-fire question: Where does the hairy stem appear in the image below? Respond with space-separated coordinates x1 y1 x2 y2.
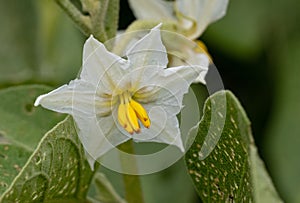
54 0 91 36
93 0 109 42
118 140 144 203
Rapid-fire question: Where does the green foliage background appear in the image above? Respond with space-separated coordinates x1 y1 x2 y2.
0 0 299 202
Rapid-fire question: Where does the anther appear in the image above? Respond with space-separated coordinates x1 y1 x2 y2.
129 99 150 128
117 93 150 134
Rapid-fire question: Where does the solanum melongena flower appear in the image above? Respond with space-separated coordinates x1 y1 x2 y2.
34 24 209 169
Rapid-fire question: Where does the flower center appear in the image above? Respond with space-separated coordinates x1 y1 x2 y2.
118 91 150 134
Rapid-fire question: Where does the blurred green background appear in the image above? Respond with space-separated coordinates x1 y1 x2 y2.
0 0 299 202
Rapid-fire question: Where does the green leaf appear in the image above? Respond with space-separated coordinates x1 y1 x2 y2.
0 116 94 203
185 91 282 202
0 85 64 196
250 145 282 203
0 85 65 151
0 144 32 195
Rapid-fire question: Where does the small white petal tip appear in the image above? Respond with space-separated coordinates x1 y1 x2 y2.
179 144 185 153
153 23 163 30
88 34 95 40
34 95 44 107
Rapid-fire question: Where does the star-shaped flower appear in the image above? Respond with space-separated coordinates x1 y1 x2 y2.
34 25 208 170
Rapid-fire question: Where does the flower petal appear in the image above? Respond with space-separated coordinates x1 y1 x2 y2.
176 0 229 39
128 0 175 20
81 35 129 90
74 114 130 170
166 38 210 84
126 24 168 70
170 51 209 84
135 65 205 113
131 65 203 151
34 79 111 117
187 53 209 84
133 106 184 152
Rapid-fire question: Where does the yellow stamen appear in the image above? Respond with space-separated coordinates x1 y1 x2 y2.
118 104 128 129
126 103 140 133
125 123 134 135
118 94 134 134
117 92 150 134
130 99 151 128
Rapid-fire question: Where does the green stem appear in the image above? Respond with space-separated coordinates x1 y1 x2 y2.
117 140 144 203
81 0 109 42
54 0 92 36
94 0 109 42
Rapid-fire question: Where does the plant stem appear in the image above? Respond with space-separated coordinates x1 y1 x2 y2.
117 140 144 203
54 0 92 36
93 0 109 42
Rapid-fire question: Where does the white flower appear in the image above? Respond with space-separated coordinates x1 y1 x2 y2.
128 0 229 40
128 0 229 83
34 25 208 170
